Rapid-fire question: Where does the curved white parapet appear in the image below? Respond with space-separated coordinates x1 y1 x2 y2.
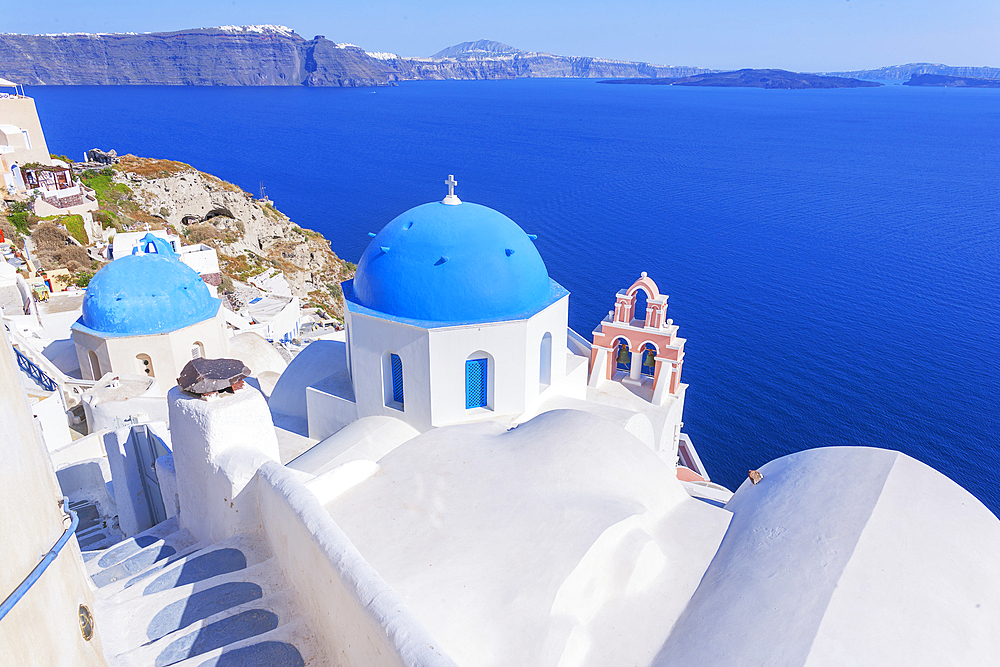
656 446 1000 666
256 460 459 667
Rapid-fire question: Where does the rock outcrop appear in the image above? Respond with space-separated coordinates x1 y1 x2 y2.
96 155 353 318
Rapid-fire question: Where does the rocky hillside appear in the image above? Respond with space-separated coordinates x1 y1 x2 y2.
85 155 354 319
0 28 709 86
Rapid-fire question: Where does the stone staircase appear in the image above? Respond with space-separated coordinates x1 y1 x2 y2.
70 498 122 553
77 516 317 666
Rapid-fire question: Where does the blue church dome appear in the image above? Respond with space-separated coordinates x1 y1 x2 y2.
351 201 553 323
75 249 220 337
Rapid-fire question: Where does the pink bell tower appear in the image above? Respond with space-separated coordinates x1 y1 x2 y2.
588 272 686 405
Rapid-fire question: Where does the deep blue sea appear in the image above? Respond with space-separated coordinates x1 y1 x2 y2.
29 80 1000 514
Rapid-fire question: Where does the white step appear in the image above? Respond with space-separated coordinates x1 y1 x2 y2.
110 588 302 667
98 558 288 658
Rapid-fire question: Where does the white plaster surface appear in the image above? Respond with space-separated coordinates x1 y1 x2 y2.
168 384 279 543
73 310 229 394
288 415 419 477
155 452 180 519
82 373 167 433
227 331 288 376
0 324 107 666
655 447 1000 666
344 295 571 433
268 338 347 424
305 372 357 439
324 409 731 667
530 394 655 449
257 460 459 667
30 390 72 450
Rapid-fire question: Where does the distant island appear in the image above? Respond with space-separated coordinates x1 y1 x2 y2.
822 63 1000 82
903 73 1000 88
598 69 882 89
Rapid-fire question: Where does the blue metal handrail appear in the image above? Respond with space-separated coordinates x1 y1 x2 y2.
0 497 79 622
13 345 59 392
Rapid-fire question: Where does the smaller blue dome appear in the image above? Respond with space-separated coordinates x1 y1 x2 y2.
76 252 220 337
352 201 552 323
134 233 176 257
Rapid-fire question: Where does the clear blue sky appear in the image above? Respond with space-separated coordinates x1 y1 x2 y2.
5 0 998 71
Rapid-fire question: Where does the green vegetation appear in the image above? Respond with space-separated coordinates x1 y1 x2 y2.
59 214 88 246
73 271 94 287
261 202 283 221
79 170 158 231
50 153 75 164
220 275 234 292
219 250 267 282
327 282 343 300
80 171 132 206
293 225 322 239
92 210 117 228
3 200 35 241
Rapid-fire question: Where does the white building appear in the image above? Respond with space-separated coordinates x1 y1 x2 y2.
339 191 577 431
71 234 229 394
0 81 51 193
109 230 222 295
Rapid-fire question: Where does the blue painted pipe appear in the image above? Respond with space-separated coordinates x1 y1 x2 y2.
0 497 79 622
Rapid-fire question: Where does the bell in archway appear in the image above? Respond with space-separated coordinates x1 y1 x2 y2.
616 344 631 365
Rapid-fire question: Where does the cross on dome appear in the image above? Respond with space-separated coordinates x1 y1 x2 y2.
443 174 461 205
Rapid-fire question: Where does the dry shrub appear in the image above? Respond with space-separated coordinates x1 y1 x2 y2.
186 223 222 244
33 222 69 255
117 155 192 179
33 222 91 271
0 217 21 247
59 246 91 273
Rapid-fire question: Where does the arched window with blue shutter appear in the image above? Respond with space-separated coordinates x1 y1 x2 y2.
466 357 489 409
383 351 404 410
391 353 404 405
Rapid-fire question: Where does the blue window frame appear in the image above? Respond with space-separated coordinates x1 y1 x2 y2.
466 358 488 409
390 353 404 405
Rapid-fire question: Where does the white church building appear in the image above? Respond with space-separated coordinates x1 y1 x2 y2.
71 233 229 395
272 179 700 484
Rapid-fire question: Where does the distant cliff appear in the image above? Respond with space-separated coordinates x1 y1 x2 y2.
0 27 391 87
600 69 881 89
376 39 712 81
821 63 1000 82
0 29 710 86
